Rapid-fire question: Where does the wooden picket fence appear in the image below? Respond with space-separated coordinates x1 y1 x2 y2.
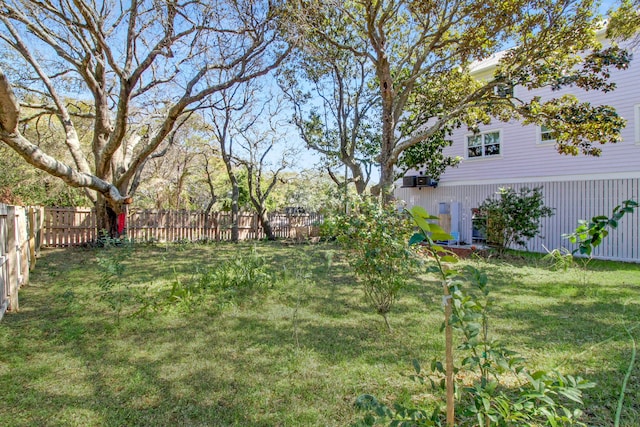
42 207 323 247
0 204 44 319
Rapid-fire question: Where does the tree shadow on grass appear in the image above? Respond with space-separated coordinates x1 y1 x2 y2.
2 307 330 426
492 299 639 347
13 245 639 426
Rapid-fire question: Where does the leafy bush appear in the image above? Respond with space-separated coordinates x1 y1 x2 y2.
155 246 276 311
477 187 554 254
331 198 418 329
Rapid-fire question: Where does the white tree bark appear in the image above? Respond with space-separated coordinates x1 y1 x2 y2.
0 67 128 208
0 0 292 232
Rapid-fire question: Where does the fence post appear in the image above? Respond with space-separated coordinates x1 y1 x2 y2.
215 212 220 241
6 205 18 312
36 206 44 255
17 207 29 286
28 207 37 270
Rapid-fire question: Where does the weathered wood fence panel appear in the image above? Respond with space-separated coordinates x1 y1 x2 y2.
0 204 43 319
42 208 323 246
43 207 95 247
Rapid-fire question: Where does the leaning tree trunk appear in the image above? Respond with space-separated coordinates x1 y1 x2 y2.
258 210 275 241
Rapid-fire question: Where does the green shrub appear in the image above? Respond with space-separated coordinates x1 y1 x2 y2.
146 246 277 312
477 187 554 254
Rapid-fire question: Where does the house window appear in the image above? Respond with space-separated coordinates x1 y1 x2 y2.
467 130 501 158
539 125 557 144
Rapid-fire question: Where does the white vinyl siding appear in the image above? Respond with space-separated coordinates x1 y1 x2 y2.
467 130 501 158
635 104 640 144
438 33 640 183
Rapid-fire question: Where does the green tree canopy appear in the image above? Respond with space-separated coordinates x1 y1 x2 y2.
289 0 631 197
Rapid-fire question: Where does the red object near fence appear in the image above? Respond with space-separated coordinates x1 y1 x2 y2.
117 212 126 235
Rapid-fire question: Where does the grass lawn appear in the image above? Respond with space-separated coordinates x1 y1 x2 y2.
1 241 639 426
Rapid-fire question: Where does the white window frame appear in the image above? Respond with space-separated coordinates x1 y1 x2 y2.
538 125 557 145
635 104 640 144
466 130 502 159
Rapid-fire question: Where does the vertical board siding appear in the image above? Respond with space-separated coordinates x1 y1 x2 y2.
43 208 323 246
396 178 640 262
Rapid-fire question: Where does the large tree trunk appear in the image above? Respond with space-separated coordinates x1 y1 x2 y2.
258 210 275 241
230 177 240 242
378 160 395 202
374 55 397 201
95 195 120 240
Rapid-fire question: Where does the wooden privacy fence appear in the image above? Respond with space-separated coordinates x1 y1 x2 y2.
43 207 323 247
0 204 44 319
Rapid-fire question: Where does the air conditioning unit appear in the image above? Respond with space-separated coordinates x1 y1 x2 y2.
402 175 417 187
416 176 438 188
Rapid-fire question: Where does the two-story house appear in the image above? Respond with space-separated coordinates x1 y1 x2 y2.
395 36 640 262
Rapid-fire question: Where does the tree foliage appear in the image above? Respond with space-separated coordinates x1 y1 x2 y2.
0 0 634 218
289 0 631 197
607 0 640 43
279 41 379 195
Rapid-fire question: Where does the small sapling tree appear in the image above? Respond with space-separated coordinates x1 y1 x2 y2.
565 199 638 258
333 199 417 330
407 205 458 426
546 199 638 274
355 206 594 427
